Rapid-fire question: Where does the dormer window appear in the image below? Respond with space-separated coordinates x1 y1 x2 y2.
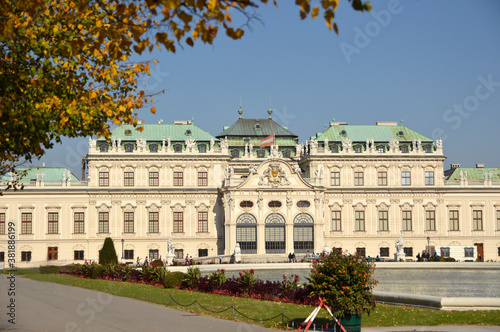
231 149 239 158
423 145 432 153
282 150 291 158
400 145 409 153
99 144 109 153
257 150 265 158
124 144 134 152
397 131 404 136
149 144 158 153
340 130 347 136
254 124 261 130
198 144 207 153
330 144 338 153
185 130 192 136
354 145 362 153
377 145 385 153
173 144 182 153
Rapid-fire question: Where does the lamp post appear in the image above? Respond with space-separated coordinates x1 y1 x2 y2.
426 236 430 256
121 238 124 262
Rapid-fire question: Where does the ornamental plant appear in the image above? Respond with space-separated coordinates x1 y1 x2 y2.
308 250 378 318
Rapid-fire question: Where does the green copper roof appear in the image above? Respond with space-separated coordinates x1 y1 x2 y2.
3 168 79 182
447 168 500 181
100 124 217 142
313 125 433 142
216 118 298 138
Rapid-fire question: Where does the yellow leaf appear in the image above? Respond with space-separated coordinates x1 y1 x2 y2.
151 106 156 114
312 7 319 19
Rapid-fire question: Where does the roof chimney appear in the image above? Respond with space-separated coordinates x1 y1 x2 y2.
476 164 484 168
451 164 460 169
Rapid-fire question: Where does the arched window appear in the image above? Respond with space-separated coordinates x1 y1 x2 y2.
297 201 310 208
173 144 182 153
149 144 158 152
282 150 291 158
257 150 265 158
231 149 239 158
99 144 109 153
293 213 314 253
265 213 286 253
124 144 134 152
236 213 257 254
198 144 207 153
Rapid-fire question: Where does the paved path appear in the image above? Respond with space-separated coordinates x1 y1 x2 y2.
0 275 498 332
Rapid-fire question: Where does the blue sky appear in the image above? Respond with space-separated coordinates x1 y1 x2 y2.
39 0 500 178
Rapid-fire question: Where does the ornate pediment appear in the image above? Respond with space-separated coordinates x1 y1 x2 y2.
258 162 291 188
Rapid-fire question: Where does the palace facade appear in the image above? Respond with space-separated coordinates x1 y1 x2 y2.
2 110 500 267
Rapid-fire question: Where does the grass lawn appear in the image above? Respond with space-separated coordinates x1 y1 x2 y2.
18 273 500 330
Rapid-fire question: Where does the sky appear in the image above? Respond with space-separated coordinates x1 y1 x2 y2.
38 0 500 179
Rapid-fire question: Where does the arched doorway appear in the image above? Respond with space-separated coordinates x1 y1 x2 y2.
293 213 314 253
236 213 257 254
265 213 286 253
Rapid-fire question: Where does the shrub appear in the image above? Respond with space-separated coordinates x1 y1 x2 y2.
40 266 60 274
99 237 118 265
152 259 163 267
165 271 186 288
59 265 75 274
308 250 378 318
182 267 200 288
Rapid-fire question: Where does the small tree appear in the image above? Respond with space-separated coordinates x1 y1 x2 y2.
99 237 118 265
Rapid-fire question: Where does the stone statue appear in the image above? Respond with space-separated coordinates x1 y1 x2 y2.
137 138 147 149
323 242 331 255
167 137 171 149
185 138 196 149
464 170 468 180
230 166 234 177
249 164 257 174
417 139 422 151
210 137 215 149
117 137 121 149
224 167 229 179
248 142 253 155
292 164 302 174
389 138 399 151
310 139 318 149
342 138 352 151
220 136 228 149
395 236 404 254
370 138 374 147
270 144 280 158
324 138 329 152
412 140 416 151
88 137 96 149
162 137 166 150
365 138 370 149
112 138 116 149
296 144 302 156
436 137 443 149
234 243 241 255
66 170 72 182
315 167 320 178
167 238 175 254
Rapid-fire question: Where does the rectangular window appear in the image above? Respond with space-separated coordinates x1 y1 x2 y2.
440 247 450 257
48 212 58 234
21 251 31 262
425 171 435 185
426 210 436 231
449 210 459 231
74 250 84 260
497 210 500 230
124 249 134 260
174 249 184 260
402 171 411 186
198 211 208 233
22 212 32 234
354 172 364 186
402 211 412 231
149 249 159 260
378 171 387 186
0 213 4 234
403 247 413 257
99 171 109 187
331 172 340 186
124 172 134 186
356 247 366 257
355 211 365 231
173 171 183 186
99 212 109 233
379 211 388 231
173 212 183 233
464 247 474 258
332 211 341 231
473 210 483 231
198 171 208 186
149 212 159 233
74 212 85 234
0 252 4 262
380 247 389 257
149 171 159 186
198 249 208 257
124 212 134 233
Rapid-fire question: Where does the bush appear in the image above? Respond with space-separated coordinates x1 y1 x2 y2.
165 271 186 288
40 266 60 274
152 259 164 267
59 265 75 274
99 237 118 265
308 250 378 318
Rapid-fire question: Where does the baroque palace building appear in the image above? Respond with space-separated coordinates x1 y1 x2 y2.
2 109 500 267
